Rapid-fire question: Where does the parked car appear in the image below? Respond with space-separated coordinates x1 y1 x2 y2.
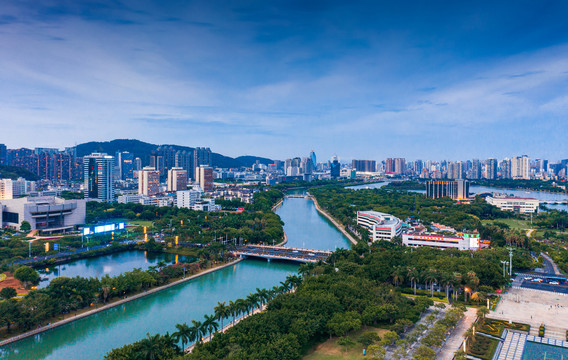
533 278 543 283
549 281 560 285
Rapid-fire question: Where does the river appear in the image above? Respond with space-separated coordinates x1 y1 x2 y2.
1 196 350 359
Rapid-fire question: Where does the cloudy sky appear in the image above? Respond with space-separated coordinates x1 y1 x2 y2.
1 0 568 161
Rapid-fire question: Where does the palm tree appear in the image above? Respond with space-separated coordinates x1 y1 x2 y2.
286 274 302 289
279 280 291 293
214 302 230 331
425 269 438 297
477 306 489 320
173 323 192 350
137 333 161 360
161 332 180 353
464 327 474 352
190 320 203 343
235 298 247 320
203 314 219 341
407 267 418 295
228 300 237 326
391 266 405 287
255 288 269 306
452 272 463 301
246 293 260 312
440 272 453 301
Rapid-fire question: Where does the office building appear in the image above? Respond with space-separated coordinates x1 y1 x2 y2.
0 178 35 200
511 155 530 180
195 165 214 191
300 157 314 175
83 153 115 202
352 159 376 173
167 167 187 192
310 150 317 170
330 156 340 179
115 151 134 180
357 211 402 242
139 167 160 196
469 159 481 179
0 196 86 233
426 179 469 200
193 147 212 180
500 158 511 179
486 196 539 213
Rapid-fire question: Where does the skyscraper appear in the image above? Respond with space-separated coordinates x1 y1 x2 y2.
310 150 317 170
469 159 481 180
330 156 340 179
139 167 160 196
167 167 187 192
352 160 376 173
385 158 405 175
83 153 115 202
500 158 511 179
115 151 134 180
193 147 212 181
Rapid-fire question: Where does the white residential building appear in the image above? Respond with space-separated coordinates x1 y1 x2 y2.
176 190 203 209
486 196 539 213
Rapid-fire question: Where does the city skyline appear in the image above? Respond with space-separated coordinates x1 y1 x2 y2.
2 1 568 160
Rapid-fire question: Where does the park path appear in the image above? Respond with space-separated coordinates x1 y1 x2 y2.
435 307 477 360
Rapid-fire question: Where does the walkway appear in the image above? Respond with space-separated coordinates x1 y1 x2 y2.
436 307 477 360
497 330 526 360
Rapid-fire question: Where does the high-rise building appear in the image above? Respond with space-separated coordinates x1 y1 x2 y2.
500 158 511 179
193 147 212 181
426 179 469 200
83 153 115 202
352 160 376 173
330 156 340 179
310 150 317 170
414 160 424 175
469 159 481 179
175 150 194 180
0 144 6 165
195 165 213 191
167 167 187 192
511 155 530 180
150 155 165 179
385 158 405 175
134 157 142 171
139 167 160 196
486 159 497 179
300 157 314 175
115 151 134 180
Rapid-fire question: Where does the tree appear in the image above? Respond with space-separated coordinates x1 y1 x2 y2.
477 307 489 320
367 344 386 360
214 302 230 331
14 266 40 289
358 331 380 347
380 330 400 346
137 333 162 360
191 320 203 343
173 323 192 350
337 336 356 354
327 311 362 337
203 314 219 341
414 345 436 360
20 221 31 232
0 287 17 300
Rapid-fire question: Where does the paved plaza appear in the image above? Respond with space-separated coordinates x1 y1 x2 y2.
491 287 568 339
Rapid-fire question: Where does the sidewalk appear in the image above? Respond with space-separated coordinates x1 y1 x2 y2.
436 307 477 360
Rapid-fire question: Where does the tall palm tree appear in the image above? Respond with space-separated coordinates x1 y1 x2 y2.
214 302 230 331
255 288 269 306
235 298 247 319
228 300 237 326
407 267 418 295
391 266 405 287
190 320 203 343
453 272 463 301
173 323 192 350
203 314 219 341
286 274 302 289
246 293 260 312
464 328 474 352
137 333 161 360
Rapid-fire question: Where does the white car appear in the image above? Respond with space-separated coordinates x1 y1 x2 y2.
549 281 559 285
524 277 532 280
533 278 543 283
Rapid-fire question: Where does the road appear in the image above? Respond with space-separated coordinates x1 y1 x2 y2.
436 307 477 360
540 252 562 276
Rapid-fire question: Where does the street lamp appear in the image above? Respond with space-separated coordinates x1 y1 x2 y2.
464 287 470 303
500 260 509 278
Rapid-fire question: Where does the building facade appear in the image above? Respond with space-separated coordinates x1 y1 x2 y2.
139 167 160 196
167 167 188 192
83 153 115 202
356 210 402 242
426 179 469 200
195 165 213 191
402 232 486 250
486 196 539 213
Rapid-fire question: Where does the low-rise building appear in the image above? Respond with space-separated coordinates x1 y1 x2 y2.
486 196 539 213
0 196 85 233
402 231 489 250
357 210 402 241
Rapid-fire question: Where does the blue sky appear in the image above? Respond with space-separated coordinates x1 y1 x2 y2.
1 0 568 162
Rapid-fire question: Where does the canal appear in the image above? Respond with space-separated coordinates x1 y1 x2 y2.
1 195 350 359
37 251 194 288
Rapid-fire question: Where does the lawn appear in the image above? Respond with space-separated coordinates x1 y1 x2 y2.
477 318 530 338
467 334 500 360
129 220 153 227
482 218 530 230
303 328 389 360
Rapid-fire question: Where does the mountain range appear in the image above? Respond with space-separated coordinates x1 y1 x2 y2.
76 139 274 168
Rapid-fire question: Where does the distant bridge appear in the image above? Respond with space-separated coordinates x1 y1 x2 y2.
284 194 311 199
232 245 331 263
540 200 568 204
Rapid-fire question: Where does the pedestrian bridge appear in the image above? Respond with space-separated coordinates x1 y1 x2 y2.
284 194 311 199
232 245 331 263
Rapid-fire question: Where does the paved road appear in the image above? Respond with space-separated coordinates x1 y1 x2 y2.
436 307 477 360
541 252 562 276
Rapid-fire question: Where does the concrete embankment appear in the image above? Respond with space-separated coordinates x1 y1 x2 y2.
0 258 243 347
308 194 359 246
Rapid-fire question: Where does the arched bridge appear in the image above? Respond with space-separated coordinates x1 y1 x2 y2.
232 245 331 263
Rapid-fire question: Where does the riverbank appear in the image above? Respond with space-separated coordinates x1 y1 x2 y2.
0 258 244 347
308 194 359 246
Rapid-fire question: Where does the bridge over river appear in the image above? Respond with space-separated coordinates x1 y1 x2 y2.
232 245 332 263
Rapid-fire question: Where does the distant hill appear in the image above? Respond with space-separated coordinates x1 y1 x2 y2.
0 165 39 181
76 139 273 168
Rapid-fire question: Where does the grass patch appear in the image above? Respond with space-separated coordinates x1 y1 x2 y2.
303 327 389 360
129 220 153 227
467 334 500 360
482 218 530 230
